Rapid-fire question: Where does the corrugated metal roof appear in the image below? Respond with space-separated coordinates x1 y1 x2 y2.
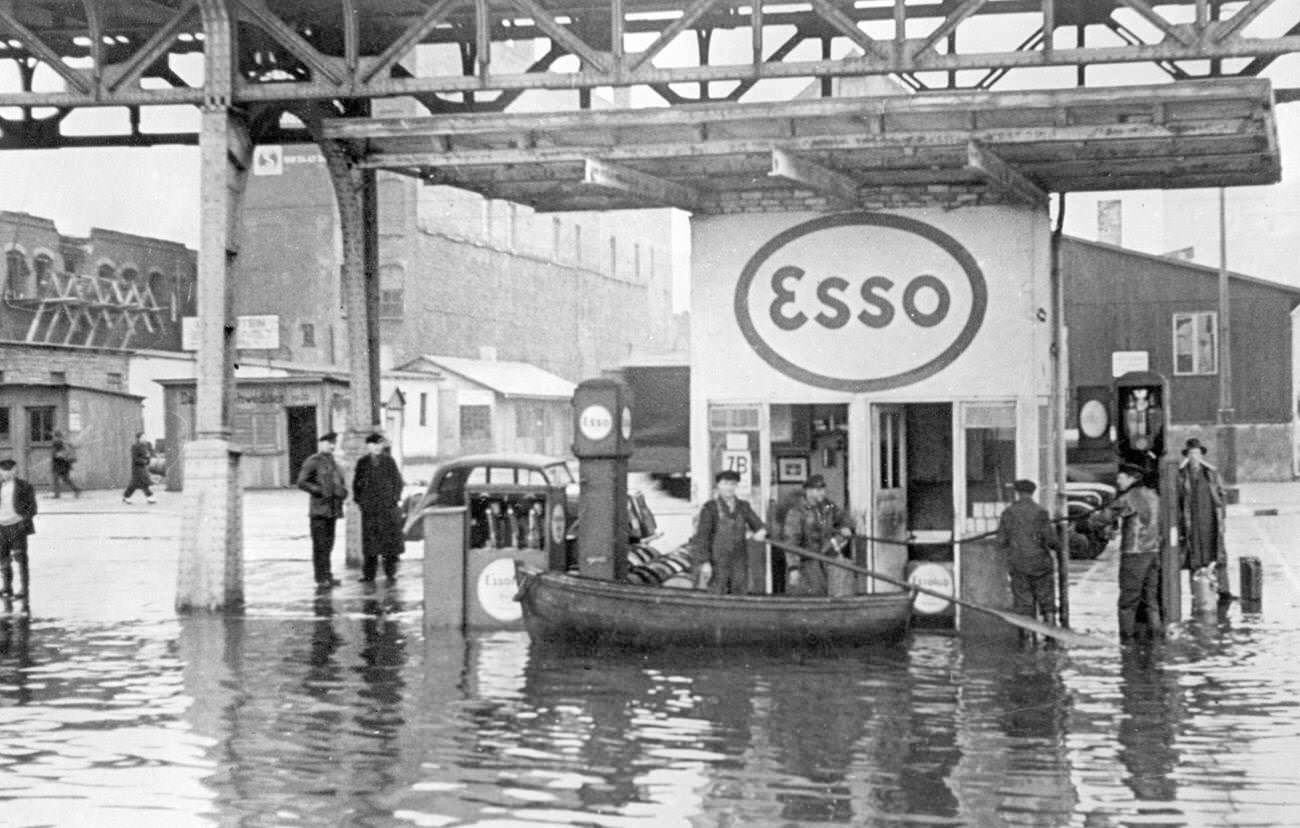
409 355 576 400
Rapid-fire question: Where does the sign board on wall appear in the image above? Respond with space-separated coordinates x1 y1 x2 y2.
1111 350 1150 377
181 315 281 351
732 213 988 392
236 315 280 350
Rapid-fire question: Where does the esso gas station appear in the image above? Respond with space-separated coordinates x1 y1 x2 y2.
690 207 1051 630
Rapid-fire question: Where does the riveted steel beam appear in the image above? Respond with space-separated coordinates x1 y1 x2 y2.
105 0 200 93
769 148 859 205
0 6 92 94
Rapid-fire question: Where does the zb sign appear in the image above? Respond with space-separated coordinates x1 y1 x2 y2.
734 213 988 392
720 450 752 495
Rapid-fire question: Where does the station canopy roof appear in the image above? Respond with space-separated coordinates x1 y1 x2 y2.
324 78 1279 214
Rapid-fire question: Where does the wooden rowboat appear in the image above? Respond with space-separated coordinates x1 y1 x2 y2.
513 563 914 649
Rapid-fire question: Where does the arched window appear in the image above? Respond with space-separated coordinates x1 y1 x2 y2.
33 253 55 296
98 262 116 282
121 267 139 286
5 250 31 298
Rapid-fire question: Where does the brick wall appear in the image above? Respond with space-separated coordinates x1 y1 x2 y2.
0 343 130 391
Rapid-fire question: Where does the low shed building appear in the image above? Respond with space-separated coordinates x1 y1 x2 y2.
1063 237 1300 480
0 383 142 489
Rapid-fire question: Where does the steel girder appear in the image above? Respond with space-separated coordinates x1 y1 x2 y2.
0 1 1299 143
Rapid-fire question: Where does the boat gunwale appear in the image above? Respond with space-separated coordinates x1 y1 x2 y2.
519 567 915 612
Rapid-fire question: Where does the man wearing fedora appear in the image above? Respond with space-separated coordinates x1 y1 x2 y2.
296 431 347 588
0 459 37 610
996 479 1059 630
1178 437 1232 603
782 474 853 596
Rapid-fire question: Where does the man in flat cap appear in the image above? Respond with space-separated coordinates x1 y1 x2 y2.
0 459 37 610
1177 437 1231 603
1090 462 1163 641
352 432 404 584
691 469 766 595
996 479 1059 631
783 474 853 596
296 431 347 588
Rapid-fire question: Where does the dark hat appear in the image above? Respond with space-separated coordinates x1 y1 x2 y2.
1117 462 1147 479
1182 437 1208 456
0 459 15 471
365 432 386 444
715 469 741 483
319 431 339 443
803 474 827 490
1012 479 1036 494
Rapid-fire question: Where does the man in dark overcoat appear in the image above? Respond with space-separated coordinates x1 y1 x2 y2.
0 459 38 609
1177 438 1232 603
296 432 347 588
352 432 404 583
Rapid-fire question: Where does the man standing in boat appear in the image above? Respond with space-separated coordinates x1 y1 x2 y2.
783 475 853 596
692 469 767 595
996 479 1059 631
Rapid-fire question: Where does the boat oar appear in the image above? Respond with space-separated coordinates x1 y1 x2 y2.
765 538 1112 648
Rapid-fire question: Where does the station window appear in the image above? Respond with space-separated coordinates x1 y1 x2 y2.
1173 311 1217 375
379 288 404 320
300 322 316 347
516 403 549 442
963 402 1017 536
0 408 10 445
50 371 67 384
106 372 124 390
460 405 492 447
419 392 428 427
28 407 55 444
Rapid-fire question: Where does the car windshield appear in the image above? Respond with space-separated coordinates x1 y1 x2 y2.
544 462 574 486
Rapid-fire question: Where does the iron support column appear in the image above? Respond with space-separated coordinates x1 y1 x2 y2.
1216 187 1237 485
319 135 383 570
179 0 247 612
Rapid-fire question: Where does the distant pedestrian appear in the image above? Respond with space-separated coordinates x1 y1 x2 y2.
0 459 37 609
1177 438 1233 603
352 433 404 583
122 432 156 504
691 470 766 595
297 432 346 589
1090 463 1163 642
783 475 853 596
996 479 1059 630
50 430 80 499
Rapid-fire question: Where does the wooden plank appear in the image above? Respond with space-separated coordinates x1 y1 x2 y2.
768 148 860 204
582 158 700 209
360 120 1260 167
322 78 1271 139
965 141 1049 205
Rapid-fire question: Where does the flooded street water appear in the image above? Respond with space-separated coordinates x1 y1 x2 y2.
2 490 1300 826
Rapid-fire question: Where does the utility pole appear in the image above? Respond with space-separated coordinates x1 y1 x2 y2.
1217 188 1236 487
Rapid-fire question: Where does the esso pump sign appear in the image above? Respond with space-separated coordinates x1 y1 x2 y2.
734 213 988 391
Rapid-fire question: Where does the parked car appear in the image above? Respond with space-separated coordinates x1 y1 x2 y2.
1065 481 1116 559
402 453 659 571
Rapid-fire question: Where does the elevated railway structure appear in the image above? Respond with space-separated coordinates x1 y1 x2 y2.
1 0 1299 610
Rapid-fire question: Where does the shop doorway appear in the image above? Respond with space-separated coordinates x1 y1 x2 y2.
286 406 318 484
870 403 954 613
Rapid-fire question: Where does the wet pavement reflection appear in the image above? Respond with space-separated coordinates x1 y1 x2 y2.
4 599 1300 826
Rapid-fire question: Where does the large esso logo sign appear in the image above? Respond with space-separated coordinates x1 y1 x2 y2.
734 213 988 391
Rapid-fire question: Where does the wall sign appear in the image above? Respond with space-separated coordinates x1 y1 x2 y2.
734 213 988 391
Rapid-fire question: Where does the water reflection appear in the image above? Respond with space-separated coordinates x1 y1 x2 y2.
1 607 1299 825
